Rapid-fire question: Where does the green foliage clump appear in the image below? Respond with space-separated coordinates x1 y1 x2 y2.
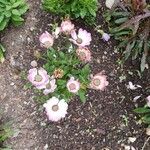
0 0 29 31
134 106 150 126
42 48 90 103
43 0 98 24
0 118 13 149
104 1 150 72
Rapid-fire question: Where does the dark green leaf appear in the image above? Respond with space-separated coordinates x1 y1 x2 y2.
115 17 128 24
134 107 150 114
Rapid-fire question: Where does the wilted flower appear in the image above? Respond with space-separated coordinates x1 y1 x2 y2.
53 27 61 39
43 78 57 95
43 97 68 122
53 68 64 79
90 71 109 90
102 33 110 42
27 68 49 87
67 77 80 93
39 31 54 48
70 28 92 47
61 19 74 34
146 96 150 107
105 0 115 9
127 82 142 90
76 47 91 62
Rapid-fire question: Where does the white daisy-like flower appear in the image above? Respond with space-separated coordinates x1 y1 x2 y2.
43 97 68 122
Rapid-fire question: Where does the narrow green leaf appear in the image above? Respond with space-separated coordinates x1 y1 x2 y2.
134 107 150 114
115 17 128 24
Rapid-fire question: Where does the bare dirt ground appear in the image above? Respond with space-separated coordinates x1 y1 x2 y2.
0 0 150 150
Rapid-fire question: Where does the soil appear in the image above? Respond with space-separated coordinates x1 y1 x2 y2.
0 0 150 150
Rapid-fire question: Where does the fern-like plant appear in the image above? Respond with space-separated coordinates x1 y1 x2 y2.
0 0 29 31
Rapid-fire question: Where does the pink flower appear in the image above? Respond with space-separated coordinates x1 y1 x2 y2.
61 20 74 34
27 68 49 87
43 97 68 122
39 31 54 48
147 96 150 107
102 33 110 41
67 77 80 93
76 47 92 62
90 71 109 90
43 78 57 95
70 28 92 47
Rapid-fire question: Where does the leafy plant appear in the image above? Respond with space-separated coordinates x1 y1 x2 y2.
42 48 90 103
134 106 150 125
0 117 13 149
0 0 29 31
42 0 98 24
104 0 150 72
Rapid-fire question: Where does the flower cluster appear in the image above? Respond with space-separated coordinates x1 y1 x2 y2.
28 19 109 122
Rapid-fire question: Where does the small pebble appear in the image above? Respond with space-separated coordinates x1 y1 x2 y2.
128 137 136 143
146 128 150 135
44 144 48 150
31 60 37 67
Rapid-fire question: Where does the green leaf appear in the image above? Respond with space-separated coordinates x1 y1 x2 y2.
4 11 11 18
0 0 9 5
12 9 21 16
0 46 5 63
10 0 16 3
115 17 128 24
80 9 87 18
134 107 150 114
0 18 9 31
6 5 12 11
0 14 4 23
12 1 24 8
78 90 86 103
18 4 29 14
142 114 150 124
57 79 66 86
115 30 131 36
112 11 130 17
88 7 96 17
11 15 24 21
